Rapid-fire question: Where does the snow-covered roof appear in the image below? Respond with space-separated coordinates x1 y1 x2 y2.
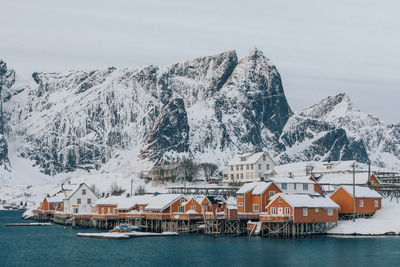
270 177 315 184
270 193 339 208
145 194 184 211
339 186 382 199
318 173 373 185
96 195 155 209
252 182 273 195
47 194 64 203
228 152 273 165
237 182 258 194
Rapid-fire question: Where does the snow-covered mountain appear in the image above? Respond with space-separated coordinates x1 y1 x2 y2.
278 93 400 170
1 48 400 186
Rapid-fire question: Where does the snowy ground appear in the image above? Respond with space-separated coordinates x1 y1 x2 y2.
329 198 400 235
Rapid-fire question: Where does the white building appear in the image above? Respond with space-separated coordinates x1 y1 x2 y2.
63 183 99 214
224 152 276 184
269 177 318 195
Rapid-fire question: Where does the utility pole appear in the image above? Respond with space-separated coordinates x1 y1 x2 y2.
130 179 133 197
353 162 356 222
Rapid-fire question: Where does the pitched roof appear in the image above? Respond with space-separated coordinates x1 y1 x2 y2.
339 186 382 198
270 193 339 208
65 183 98 200
96 195 155 209
318 173 375 185
47 194 64 203
144 194 184 211
270 177 315 184
252 182 274 195
228 152 274 165
236 182 258 194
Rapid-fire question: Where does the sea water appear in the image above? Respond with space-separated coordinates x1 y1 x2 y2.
0 210 399 267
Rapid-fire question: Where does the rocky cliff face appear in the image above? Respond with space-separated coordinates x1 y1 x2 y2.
0 60 14 170
1 49 400 176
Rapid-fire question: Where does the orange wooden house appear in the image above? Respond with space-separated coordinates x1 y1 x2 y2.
39 194 64 212
330 186 382 218
236 181 281 215
201 196 227 219
144 194 187 219
261 193 339 223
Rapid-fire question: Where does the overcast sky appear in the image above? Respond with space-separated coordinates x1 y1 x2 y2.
1 0 399 123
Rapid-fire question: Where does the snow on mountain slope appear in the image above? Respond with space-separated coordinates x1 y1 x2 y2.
278 93 400 170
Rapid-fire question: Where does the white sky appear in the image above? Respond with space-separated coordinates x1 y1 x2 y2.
1 0 399 123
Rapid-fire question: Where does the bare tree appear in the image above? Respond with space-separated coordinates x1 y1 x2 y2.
178 157 200 182
200 163 219 181
134 184 146 195
109 182 125 196
90 184 100 197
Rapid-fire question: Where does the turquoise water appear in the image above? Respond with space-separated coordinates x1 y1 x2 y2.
1 210 400 267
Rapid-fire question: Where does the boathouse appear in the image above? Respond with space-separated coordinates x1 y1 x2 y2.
269 177 318 195
330 186 382 219
144 194 187 219
236 181 281 215
262 193 339 223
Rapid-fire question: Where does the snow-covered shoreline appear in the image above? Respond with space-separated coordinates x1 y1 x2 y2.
328 198 400 235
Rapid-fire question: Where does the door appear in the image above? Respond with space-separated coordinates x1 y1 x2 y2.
278 207 283 216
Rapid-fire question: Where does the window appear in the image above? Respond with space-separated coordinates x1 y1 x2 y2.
294 183 297 190
374 200 379 208
240 165 243 170
269 191 275 198
73 208 79 214
315 208 319 212
303 184 308 191
251 165 254 170
180 199 185 204
191 206 196 211
236 174 239 179
241 157 246 161
101 207 104 214
178 206 184 213
278 198 282 203
192 199 195 203
303 208 308 216
258 164 261 170
77 198 81 204
284 207 290 215
87 198 91 204
253 204 259 212
246 165 249 170
271 207 276 215
266 164 270 170
230 166 233 171
263 155 266 161
281 183 287 190
327 209 333 216
240 174 243 180
359 200 364 207
82 189 86 195
238 202 243 206
231 174 234 180
236 165 239 171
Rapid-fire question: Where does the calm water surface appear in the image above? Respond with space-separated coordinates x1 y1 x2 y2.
1 210 400 267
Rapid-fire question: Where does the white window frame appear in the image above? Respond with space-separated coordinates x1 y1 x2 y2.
77 198 81 204
284 207 290 215
178 206 184 213
258 164 261 170
281 183 287 190
82 189 86 195
294 183 297 190
327 209 333 216
315 208 319 212
359 199 364 207
253 204 259 212
180 199 185 204
269 191 275 198
303 208 308 216
271 207 276 215
87 198 91 204
374 200 379 208
238 202 243 207
191 205 196 211
303 183 308 191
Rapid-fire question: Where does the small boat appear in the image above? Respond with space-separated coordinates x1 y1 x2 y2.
109 224 140 233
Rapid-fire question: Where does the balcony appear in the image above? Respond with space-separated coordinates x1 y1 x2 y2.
259 214 293 222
